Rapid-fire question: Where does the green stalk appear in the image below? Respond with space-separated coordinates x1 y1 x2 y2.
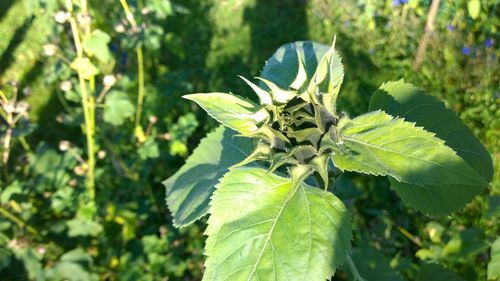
0 206 38 235
119 0 146 133
135 46 145 129
68 3 96 202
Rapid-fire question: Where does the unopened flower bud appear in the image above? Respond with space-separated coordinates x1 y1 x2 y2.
22 87 32 96
59 140 70 151
14 101 29 114
97 150 107 159
76 12 91 26
60 80 72 92
3 102 15 114
103 75 116 87
114 23 126 33
148 115 158 124
36 246 47 255
73 164 86 176
54 11 70 24
69 178 77 187
162 133 171 141
43 44 58 56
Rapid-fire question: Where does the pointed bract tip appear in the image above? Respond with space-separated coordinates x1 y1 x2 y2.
331 35 337 48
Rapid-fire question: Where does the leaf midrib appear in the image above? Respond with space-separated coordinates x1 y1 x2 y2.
343 136 485 185
246 183 296 281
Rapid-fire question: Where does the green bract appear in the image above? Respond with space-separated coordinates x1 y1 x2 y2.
164 39 493 281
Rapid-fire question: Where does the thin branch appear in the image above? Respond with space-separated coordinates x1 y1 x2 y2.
347 255 367 281
413 0 441 70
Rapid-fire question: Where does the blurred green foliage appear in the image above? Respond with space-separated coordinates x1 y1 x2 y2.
0 0 498 280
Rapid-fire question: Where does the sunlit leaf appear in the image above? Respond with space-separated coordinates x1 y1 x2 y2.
66 218 103 237
70 57 99 79
467 0 481 19
203 167 351 281
333 110 488 215
369 80 493 183
82 29 111 62
138 138 160 160
103 91 135 126
183 93 266 133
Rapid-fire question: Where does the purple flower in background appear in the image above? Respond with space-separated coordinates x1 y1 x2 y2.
485 38 493 48
447 24 454 31
462 47 471 55
393 0 409 7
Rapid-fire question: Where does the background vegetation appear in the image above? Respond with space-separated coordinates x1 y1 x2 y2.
0 0 498 280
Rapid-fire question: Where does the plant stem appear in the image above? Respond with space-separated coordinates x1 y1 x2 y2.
0 206 38 235
119 0 146 132
413 0 441 70
1 110 12 182
68 2 96 202
346 255 367 281
135 46 145 130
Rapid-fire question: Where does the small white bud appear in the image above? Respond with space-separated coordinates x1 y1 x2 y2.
14 101 29 114
148 115 158 124
36 246 47 255
43 44 58 56
76 13 91 26
60 80 72 92
59 140 71 151
114 23 126 33
69 178 77 187
97 150 107 159
3 102 15 114
54 11 70 24
141 7 151 15
56 114 64 123
22 87 32 96
73 164 87 176
103 75 116 87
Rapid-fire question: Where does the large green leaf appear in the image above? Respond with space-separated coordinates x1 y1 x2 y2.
103 91 135 126
203 167 351 281
348 245 404 281
332 110 488 215
369 80 493 183
82 29 111 62
163 126 255 227
260 41 329 89
184 93 265 133
416 264 465 281
488 237 500 280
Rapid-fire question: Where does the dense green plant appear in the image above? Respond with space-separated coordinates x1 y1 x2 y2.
165 40 495 280
0 0 205 280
